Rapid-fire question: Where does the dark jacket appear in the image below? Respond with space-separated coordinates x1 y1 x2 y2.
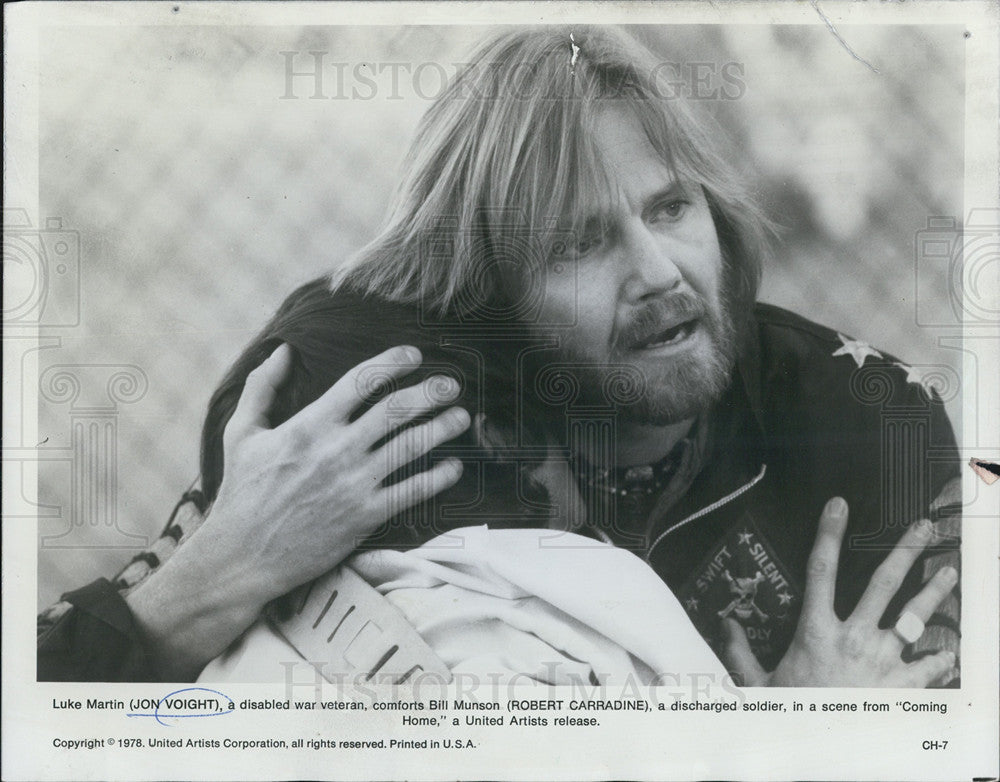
641 304 960 671
37 304 961 682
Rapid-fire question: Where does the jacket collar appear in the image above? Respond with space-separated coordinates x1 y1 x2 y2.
717 307 769 454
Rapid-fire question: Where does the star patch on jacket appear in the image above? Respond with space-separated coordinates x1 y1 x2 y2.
832 332 883 367
676 514 801 670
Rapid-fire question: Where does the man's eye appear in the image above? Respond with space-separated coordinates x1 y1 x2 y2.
652 199 690 222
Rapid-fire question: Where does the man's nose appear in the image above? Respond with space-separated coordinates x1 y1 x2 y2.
621 225 682 303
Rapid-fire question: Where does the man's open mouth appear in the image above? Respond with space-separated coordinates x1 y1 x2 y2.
630 319 698 350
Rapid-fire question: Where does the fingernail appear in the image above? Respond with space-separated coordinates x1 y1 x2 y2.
402 345 420 362
940 566 958 584
916 518 934 537
827 497 847 517
942 651 956 665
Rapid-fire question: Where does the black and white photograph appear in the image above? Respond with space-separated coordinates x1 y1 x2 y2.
4 2 999 780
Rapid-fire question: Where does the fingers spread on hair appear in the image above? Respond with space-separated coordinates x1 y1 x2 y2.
355 373 462 442
227 343 293 440
372 406 470 479
309 345 422 425
377 457 464 518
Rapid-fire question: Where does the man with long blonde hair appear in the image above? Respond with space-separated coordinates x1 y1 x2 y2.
40 27 959 687
339 27 960 685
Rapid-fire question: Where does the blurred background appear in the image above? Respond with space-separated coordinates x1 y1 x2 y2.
30 24 965 606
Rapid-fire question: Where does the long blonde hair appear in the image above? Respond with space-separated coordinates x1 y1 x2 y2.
337 26 771 326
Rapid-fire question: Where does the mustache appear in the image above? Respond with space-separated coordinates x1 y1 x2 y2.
614 293 709 350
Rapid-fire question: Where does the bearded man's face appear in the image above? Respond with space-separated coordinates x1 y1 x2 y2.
528 108 737 424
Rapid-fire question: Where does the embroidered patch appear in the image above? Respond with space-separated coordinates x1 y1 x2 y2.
676 514 802 670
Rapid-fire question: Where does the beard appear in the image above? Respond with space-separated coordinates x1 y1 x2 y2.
550 280 739 426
